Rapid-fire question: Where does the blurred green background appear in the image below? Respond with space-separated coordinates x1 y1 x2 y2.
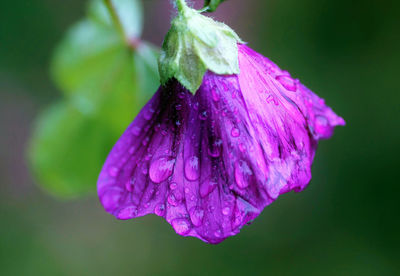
0 0 399 275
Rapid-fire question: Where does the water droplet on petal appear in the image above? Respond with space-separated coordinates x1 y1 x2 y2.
200 181 217 198
128 146 136 154
154 203 166 216
214 229 222 237
109 166 119 177
168 190 182 206
212 88 220 102
222 207 230 216
175 104 182 110
149 157 175 184
143 107 155 120
100 189 122 211
139 164 147 174
189 206 204 227
185 156 200 181
142 136 150 146
116 206 137 220
169 182 178 190
234 160 253 189
199 111 208 120
132 126 141 136
125 179 134 192
316 115 328 126
266 95 279 105
276 75 297 92
207 146 220 158
231 127 240 137
172 218 191 235
238 143 246 153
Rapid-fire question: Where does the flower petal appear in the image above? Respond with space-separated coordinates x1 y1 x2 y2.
98 44 344 244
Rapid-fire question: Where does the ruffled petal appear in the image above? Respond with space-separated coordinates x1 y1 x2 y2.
98 44 344 244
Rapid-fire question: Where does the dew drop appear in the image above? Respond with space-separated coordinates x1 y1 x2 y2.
200 181 217 198
169 182 178 190
185 156 200 181
168 191 182 206
125 179 134 192
238 143 246 153
149 157 175 184
222 207 230 216
266 95 279 105
214 229 222 238
128 146 136 154
211 88 220 102
199 111 208 120
231 127 240 137
142 137 149 146
316 115 328 127
276 75 297 92
207 146 220 158
172 218 191 235
175 104 182 110
116 206 137 220
189 206 204 227
100 189 122 211
141 165 148 175
154 203 166 216
143 107 154 120
234 160 253 189
108 166 119 177
132 126 141 136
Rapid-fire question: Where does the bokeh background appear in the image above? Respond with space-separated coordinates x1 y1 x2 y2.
1 0 399 275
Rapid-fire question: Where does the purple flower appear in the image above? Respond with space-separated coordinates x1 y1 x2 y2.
97 44 345 244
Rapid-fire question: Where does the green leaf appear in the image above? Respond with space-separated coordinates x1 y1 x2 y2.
89 0 143 39
204 0 226 12
29 0 159 198
29 102 115 198
159 0 242 93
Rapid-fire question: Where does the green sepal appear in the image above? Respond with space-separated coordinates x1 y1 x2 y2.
158 0 243 93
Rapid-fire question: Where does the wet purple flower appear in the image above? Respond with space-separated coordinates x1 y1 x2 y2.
97 43 345 244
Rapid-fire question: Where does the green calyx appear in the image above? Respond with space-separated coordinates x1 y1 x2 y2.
158 0 243 93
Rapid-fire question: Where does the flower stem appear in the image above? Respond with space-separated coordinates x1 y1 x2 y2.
103 0 132 47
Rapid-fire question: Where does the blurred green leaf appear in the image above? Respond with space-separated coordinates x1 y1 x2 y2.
29 102 115 198
29 0 159 198
89 0 143 39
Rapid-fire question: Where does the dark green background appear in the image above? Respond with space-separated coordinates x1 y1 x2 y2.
0 0 399 275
